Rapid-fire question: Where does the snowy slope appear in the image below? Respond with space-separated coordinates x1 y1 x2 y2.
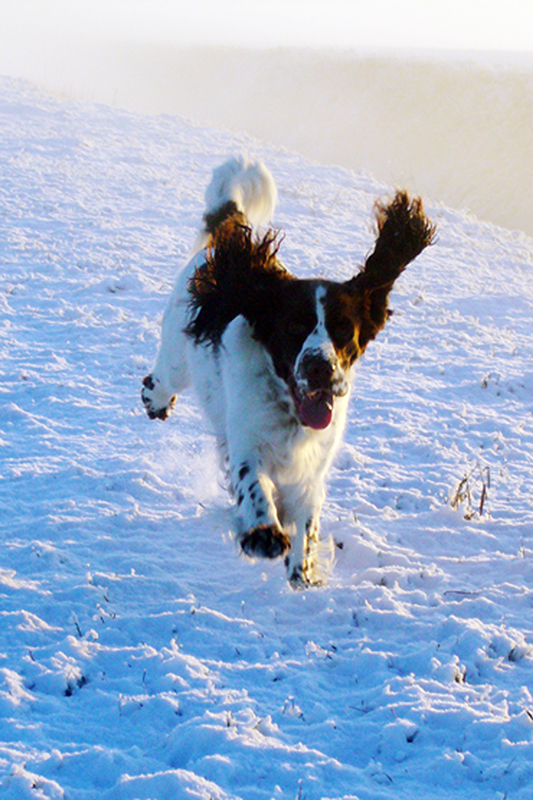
1 76 533 800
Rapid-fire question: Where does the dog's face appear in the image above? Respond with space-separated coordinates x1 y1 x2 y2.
254 279 366 429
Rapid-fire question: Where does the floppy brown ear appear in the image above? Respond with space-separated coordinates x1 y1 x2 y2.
348 191 436 351
186 217 290 346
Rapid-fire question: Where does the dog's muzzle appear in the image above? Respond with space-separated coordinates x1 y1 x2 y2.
292 352 347 429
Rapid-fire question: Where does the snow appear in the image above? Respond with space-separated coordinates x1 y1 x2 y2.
1 75 533 799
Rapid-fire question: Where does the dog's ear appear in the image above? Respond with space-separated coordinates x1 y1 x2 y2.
347 191 436 351
186 218 290 345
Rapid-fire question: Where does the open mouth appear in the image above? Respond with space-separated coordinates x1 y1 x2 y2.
292 386 335 430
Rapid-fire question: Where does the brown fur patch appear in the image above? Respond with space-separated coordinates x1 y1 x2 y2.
186 216 291 347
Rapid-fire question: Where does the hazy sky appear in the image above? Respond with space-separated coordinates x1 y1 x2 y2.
0 1 531 236
1 0 532 54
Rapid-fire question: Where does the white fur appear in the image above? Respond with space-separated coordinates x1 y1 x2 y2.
192 156 278 253
143 158 346 585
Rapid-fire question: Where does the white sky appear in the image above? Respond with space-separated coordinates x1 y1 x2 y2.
1 0 532 53
0 1 531 235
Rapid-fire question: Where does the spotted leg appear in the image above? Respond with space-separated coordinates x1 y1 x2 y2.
231 458 291 560
142 374 177 420
281 486 329 588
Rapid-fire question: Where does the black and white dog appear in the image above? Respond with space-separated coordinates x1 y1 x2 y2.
142 157 435 586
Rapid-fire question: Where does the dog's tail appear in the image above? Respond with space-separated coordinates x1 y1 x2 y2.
198 157 277 247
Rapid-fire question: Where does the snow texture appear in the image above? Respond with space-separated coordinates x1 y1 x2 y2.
1 76 533 799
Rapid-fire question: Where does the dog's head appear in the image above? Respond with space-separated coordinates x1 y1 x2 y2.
252 279 357 429
252 192 436 429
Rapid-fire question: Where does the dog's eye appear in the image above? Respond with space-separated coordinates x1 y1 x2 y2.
332 318 355 348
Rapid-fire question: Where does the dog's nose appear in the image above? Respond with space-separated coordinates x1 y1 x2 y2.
299 353 335 389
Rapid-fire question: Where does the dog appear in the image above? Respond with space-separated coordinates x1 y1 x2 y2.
142 157 435 587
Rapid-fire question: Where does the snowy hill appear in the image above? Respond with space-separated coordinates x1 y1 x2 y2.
1 76 533 799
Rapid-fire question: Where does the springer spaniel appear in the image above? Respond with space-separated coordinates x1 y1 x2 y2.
142 157 435 587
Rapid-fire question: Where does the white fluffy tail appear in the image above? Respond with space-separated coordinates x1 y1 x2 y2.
190 156 277 255
205 156 277 227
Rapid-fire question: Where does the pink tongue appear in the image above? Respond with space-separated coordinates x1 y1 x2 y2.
298 392 333 429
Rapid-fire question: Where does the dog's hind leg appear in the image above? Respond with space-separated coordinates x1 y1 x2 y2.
142 257 198 420
142 295 189 419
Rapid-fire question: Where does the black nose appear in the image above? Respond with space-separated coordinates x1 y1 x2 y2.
299 353 335 390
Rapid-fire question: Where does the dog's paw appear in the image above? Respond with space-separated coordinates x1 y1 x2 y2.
285 551 327 589
239 524 291 560
286 561 323 590
141 374 176 421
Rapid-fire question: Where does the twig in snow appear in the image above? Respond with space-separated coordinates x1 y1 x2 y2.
450 463 491 519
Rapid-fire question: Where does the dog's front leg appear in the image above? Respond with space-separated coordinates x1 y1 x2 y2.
230 456 291 559
281 486 327 588
221 316 292 561
286 519 319 587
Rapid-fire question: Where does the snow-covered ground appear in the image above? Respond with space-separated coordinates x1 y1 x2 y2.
1 76 533 799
